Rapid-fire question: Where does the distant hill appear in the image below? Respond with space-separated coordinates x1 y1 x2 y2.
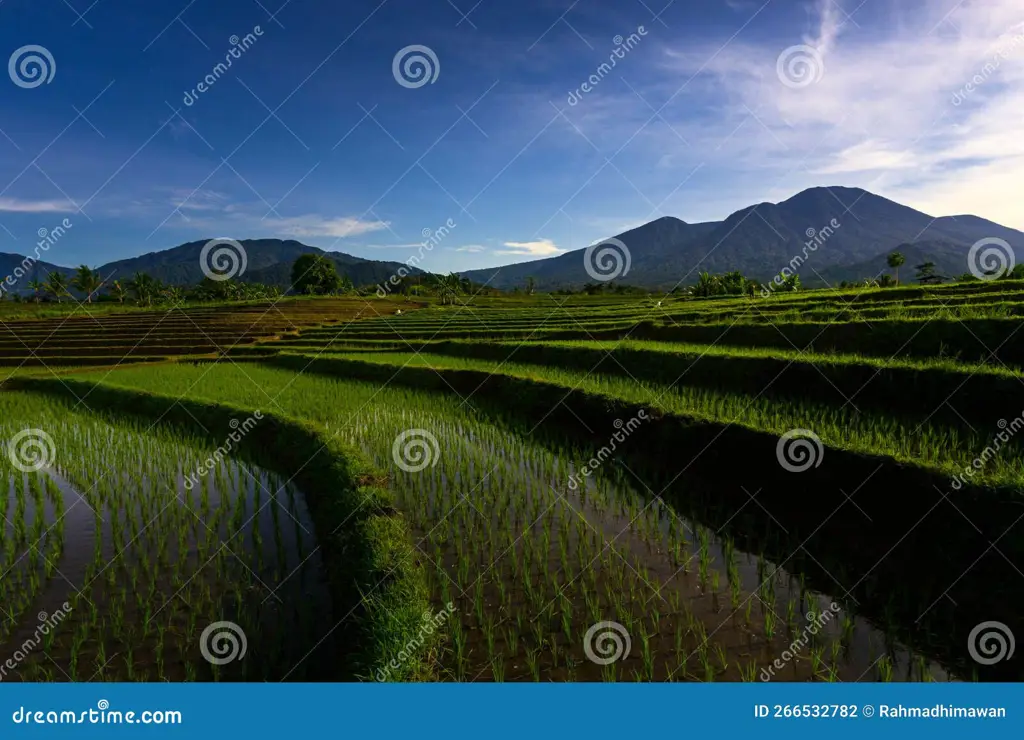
817 241 973 285
0 253 73 289
0 239 420 296
460 187 1024 290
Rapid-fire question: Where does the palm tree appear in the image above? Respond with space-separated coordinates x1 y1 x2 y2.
27 279 44 303
108 280 128 304
128 272 157 306
436 272 463 306
72 264 101 303
44 272 69 303
887 251 905 286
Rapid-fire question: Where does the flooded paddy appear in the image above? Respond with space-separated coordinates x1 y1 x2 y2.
0 394 335 681
346 406 950 683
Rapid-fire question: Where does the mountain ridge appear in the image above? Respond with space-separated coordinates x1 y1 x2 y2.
458 187 1024 290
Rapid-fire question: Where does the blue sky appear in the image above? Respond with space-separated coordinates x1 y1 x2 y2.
1 0 1021 272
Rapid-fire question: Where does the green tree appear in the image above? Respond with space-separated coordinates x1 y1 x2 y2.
108 280 128 304
291 254 342 295
436 272 463 306
72 264 102 303
27 279 44 302
887 251 905 286
128 272 158 306
44 272 69 303
915 262 944 285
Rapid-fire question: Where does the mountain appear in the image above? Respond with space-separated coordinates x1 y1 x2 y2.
0 239 420 296
460 187 1024 290
0 253 73 288
816 241 972 285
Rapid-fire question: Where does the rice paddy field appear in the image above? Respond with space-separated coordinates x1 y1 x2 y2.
2 280 1023 682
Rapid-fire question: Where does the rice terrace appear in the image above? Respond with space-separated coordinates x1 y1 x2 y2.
2 258 1024 683
3 0 1024 701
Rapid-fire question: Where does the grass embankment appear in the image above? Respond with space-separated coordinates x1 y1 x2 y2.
68 359 1024 680
247 350 1024 488
12 376 433 681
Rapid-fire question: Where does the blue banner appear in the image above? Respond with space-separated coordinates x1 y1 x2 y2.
0 684 1019 738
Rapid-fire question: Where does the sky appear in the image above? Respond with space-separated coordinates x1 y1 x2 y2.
0 0 1021 272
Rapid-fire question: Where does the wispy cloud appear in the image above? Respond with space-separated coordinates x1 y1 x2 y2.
562 0 1024 228
364 243 427 249
0 197 77 213
452 244 486 253
265 215 391 239
496 238 563 256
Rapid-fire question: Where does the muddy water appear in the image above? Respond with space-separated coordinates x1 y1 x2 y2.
351 411 950 682
0 422 334 682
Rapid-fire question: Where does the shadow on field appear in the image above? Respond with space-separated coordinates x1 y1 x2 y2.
261 354 1024 682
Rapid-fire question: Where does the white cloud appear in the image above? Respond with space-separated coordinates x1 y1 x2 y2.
570 0 1024 229
364 243 427 249
0 197 77 213
452 244 486 253
496 238 563 256
263 215 390 238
